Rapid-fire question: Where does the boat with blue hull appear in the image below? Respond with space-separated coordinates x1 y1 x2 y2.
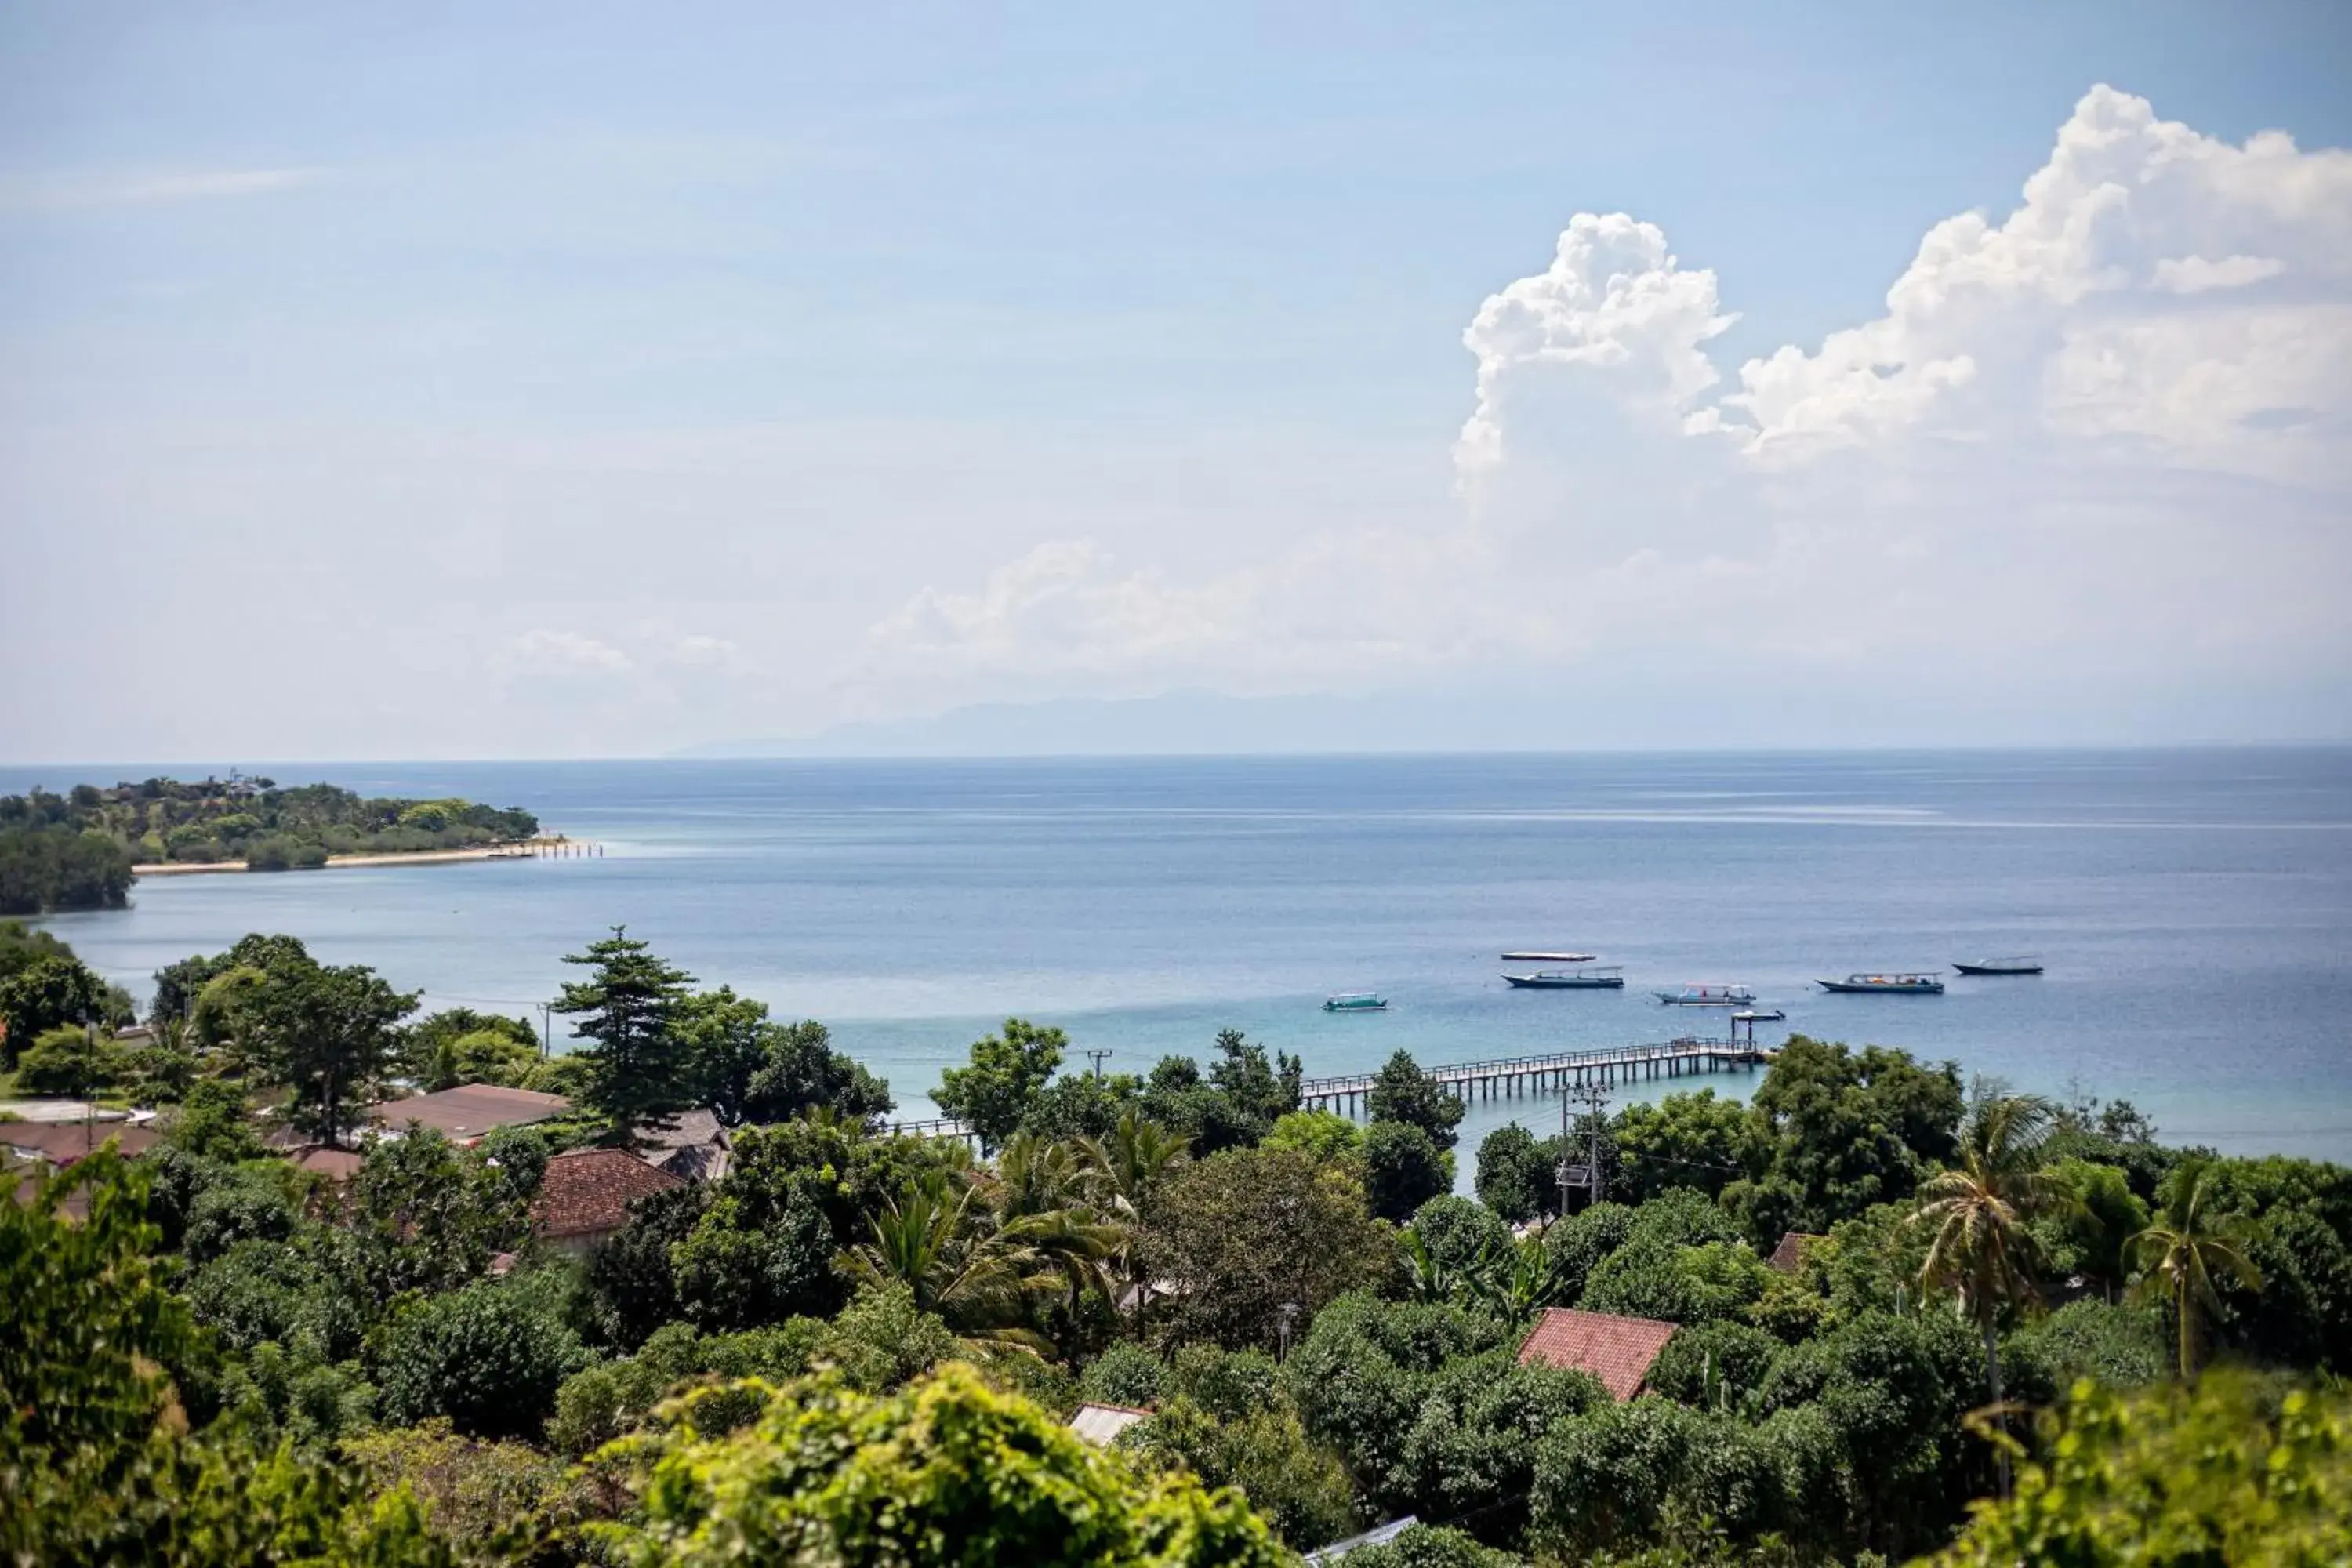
1954 956 2043 976
1504 966 1624 989
1818 972 1945 994
1655 983 1755 1006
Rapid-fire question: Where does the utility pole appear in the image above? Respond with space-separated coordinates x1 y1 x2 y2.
1083 1048 1112 1081
1555 1079 1612 1215
539 1001 554 1059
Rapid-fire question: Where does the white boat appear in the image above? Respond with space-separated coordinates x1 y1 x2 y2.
1323 993 1388 1012
1500 950 1597 963
1503 966 1624 989
1655 983 1755 1006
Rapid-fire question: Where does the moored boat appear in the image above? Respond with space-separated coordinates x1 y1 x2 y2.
1655 983 1755 1006
1818 972 1945 994
1500 950 1597 963
1953 956 2044 975
1503 966 1624 989
1323 993 1388 1012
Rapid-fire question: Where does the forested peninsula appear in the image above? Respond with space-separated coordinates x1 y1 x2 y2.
0 777 541 914
5 920 2349 1564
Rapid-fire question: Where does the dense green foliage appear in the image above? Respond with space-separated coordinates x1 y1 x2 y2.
5 930 2349 1566
0 777 540 912
1925 1372 2352 1566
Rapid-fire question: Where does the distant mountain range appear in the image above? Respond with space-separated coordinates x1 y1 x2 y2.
672 691 1446 758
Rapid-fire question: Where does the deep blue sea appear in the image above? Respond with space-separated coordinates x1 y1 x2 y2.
13 750 2352 1172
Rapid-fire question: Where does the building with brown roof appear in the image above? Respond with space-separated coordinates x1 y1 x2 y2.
364 1083 570 1144
2 1120 160 1169
530 1148 685 1254
1515 1308 1678 1401
637 1107 732 1182
1769 1231 1825 1275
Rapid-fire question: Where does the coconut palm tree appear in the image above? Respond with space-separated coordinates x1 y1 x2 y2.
1076 1112 1192 1318
1908 1093 2078 1493
843 1180 1051 1359
1076 1112 1192 1222
2128 1155 2262 1381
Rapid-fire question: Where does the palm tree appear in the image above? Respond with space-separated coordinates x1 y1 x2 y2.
2128 1155 2262 1381
843 1181 1050 1359
1076 1112 1192 1222
1076 1113 1191 1317
1908 1094 2078 1492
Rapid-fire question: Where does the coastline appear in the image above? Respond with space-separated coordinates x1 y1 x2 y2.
132 839 587 877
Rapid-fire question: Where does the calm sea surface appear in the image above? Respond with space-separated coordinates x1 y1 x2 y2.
14 750 2352 1171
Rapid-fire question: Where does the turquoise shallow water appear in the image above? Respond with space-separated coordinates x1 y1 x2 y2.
15 749 2352 1168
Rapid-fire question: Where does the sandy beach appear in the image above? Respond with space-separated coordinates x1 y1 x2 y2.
132 840 584 877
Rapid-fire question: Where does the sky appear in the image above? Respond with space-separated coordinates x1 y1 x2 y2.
2 2 2349 761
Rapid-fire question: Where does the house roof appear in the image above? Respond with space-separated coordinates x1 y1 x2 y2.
1067 1403 1151 1446
1515 1308 1678 1400
0 1120 160 1166
532 1148 685 1239
364 1083 570 1141
635 1107 727 1150
290 1145 367 1181
1769 1231 1826 1274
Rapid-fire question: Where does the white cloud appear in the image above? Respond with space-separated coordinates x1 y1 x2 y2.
1715 86 2352 479
2152 254 2287 294
849 86 2351 722
504 628 633 673
1455 213 1735 480
0 167 326 212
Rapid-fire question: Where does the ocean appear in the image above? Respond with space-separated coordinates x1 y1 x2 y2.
14 749 2352 1172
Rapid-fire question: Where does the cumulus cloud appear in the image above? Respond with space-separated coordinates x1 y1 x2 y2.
1455 213 1735 478
1715 86 2351 481
854 87 2352 720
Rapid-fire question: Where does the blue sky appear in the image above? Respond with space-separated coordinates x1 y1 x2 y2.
4 3 2349 759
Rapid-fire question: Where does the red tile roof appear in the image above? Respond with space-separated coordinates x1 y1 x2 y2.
1515 1308 1678 1400
0 1120 159 1166
365 1083 570 1141
1769 1231 1825 1274
531 1148 684 1240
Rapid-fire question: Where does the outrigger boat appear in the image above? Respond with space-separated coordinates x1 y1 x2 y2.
1818 972 1945 994
1500 950 1597 963
1953 956 2043 976
1323 993 1388 1012
1655 983 1755 1006
1503 966 1624 989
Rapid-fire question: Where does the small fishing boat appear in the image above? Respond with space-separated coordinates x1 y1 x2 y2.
1730 1008 1787 1023
1503 966 1624 989
1655 983 1755 1006
1500 950 1597 963
1323 993 1388 1012
1818 972 1946 994
1953 956 2044 976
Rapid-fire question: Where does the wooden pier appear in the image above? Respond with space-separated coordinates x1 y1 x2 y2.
1296 1036 1770 1118
891 1035 1773 1142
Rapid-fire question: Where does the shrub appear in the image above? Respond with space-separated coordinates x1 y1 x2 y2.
1081 1340 1167 1409
1410 1193 1511 1272
593 1363 1287 1566
376 1281 592 1440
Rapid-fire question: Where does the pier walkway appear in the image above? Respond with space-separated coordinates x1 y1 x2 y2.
891 1035 1772 1142
1296 1036 1769 1117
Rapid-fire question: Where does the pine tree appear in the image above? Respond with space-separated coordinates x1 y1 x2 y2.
554 926 695 1143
